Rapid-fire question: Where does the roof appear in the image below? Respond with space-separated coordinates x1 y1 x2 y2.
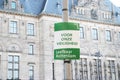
42 0 120 24
21 0 46 15
0 0 120 25
0 0 46 15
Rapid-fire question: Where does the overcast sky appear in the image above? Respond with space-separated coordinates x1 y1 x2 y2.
110 0 120 7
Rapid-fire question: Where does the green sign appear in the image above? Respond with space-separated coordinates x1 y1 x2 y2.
54 22 80 60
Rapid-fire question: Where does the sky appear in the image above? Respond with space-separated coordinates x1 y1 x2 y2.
110 0 120 7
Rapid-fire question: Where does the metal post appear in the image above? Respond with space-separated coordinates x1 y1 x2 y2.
62 0 68 22
64 60 72 80
52 62 55 80
62 0 72 80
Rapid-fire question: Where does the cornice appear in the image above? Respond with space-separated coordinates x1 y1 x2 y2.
0 9 38 18
38 13 120 26
0 10 120 27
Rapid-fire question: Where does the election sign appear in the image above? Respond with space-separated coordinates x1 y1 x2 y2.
54 22 80 60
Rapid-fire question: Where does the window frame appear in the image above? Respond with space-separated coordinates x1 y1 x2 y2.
11 1 16 10
27 23 34 36
102 12 111 19
92 28 98 40
78 8 85 15
29 65 34 80
118 32 120 41
8 55 19 80
9 21 17 34
105 30 111 41
80 27 84 39
28 44 34 55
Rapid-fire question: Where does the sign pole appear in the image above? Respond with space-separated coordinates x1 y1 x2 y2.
62 0 72 80
54 0 80 80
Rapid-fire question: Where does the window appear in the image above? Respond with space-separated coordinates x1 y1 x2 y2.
78 58 88 80
106 30 111 41
78 8 85 15
80 27 84 39
28 44 34 55
29 65 34 80
11 1 16 9
107 60 116 80
8 56 19 80
92 28 98 40
102 13 111 19
118 32 120 40
9 21 17 34
27 23 34 36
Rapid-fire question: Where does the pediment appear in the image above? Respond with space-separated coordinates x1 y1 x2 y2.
6 44 21 52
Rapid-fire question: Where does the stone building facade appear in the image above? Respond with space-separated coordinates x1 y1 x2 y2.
0 0 120 80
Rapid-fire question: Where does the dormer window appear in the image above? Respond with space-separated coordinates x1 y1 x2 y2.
11 1 16 10
4 0 24 12
76 7 85 15
79 8 85 15
102 12 111 19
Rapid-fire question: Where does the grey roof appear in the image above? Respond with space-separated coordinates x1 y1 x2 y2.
42 0 120 24
0 0 46 15
0 0 4 9
0 0 120 25
21 0 46 15
42 0 77 15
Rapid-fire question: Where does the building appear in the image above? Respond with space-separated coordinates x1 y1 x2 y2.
0 0 120 80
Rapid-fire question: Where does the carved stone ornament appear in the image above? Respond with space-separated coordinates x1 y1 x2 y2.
91 9 98 19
